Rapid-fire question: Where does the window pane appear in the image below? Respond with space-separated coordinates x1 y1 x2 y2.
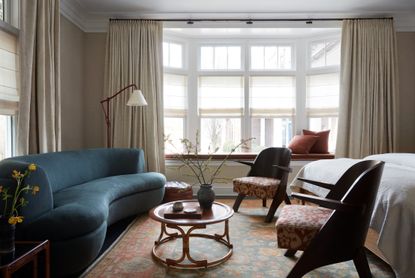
264 46 278 69
200 46 241 70
310 41 325 68
250 46 264 70
227 46 241 69
250 45 293 70
306 73 339 110
0 115 12 160
278 46 292 69
163 74 187 116
199 76 244 116
163 42 183 68
250 76 295 116
169 43 183 68
310 39 340 68
326 40 340 66
164 117 185 154
309 117 338 152
200 118 241 153
163 42 169 67
214 46 227 69
0 0 3 21
251 118 292 152
201 46 213 69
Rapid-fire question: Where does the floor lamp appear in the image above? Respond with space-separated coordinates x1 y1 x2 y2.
100 84 148 148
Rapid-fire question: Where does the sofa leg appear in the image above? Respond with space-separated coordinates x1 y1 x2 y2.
233 194 245 212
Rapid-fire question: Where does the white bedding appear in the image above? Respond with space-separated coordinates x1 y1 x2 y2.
290 153 415 278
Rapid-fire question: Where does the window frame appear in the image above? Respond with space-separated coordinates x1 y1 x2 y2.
163 33 341 155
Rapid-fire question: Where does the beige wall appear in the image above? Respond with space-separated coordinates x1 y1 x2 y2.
60 15 85 150
396 32 415 152
60 16 107 149
83 33 106 148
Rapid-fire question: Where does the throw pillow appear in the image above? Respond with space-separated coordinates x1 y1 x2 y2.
303 129 330 153
288 135 319 154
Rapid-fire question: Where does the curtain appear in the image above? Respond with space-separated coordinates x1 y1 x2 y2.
105 20 165 172
17 0 61 154
336 19 398 158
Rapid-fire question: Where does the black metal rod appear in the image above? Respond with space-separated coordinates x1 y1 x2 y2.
109 17 393 22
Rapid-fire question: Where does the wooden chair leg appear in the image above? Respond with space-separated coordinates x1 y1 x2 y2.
285 249 297 257
353 248 372 278
284 193 291 204
265 194 283 223
262 198 267 207
233 193 245 212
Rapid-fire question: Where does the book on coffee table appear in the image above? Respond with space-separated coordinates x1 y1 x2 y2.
164 206 202 219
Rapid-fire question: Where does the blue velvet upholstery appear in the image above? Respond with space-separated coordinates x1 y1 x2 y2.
0 148 165 277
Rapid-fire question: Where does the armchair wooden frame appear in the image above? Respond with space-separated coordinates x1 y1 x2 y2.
282 161 385 278
232 147 292 223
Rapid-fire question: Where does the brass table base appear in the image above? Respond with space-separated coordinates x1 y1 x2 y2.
152 220 233 269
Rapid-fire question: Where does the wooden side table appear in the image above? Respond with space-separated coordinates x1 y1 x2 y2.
0 240 50 278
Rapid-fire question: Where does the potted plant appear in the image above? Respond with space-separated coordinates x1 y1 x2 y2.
0 163 40 254
166 131 252 209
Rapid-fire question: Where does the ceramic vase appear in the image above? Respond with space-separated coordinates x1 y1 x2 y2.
197 184 215 210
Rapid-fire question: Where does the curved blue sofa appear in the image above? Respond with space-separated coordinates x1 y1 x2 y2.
0 148 166 277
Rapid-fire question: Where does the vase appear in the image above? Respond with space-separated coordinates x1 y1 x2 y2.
197 184 215 210
0 219 15 255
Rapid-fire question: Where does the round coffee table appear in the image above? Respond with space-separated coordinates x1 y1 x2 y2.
149 200 234 269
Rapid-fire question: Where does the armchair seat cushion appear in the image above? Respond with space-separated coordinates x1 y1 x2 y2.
276 205 333 250
233 177 281 199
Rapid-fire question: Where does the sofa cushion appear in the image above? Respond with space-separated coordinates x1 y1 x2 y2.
25 172 165 241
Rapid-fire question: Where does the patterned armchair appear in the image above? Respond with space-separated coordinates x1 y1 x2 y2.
232 147 292 222
276 160 384 278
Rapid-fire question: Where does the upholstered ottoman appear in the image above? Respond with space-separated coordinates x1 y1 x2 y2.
163 181 193 203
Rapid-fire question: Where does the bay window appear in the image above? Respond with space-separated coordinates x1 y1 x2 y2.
163 30 340 155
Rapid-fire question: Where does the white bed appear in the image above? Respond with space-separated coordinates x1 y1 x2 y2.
290 153 415 278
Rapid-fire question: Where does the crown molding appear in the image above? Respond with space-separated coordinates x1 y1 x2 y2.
60 0 415 33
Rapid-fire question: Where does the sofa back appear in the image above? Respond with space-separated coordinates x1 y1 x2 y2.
1 148 145 193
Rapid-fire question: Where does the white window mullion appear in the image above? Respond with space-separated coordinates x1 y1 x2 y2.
295 39 307 134
243 41 250 146
187 40 199 143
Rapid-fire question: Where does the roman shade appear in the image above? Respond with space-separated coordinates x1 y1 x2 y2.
0 28 19 115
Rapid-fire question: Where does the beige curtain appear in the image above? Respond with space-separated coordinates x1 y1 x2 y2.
336 19 398 158
105 20 165 172
17 0 61 154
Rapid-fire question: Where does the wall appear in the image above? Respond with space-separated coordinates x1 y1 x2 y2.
396 32 415 152
83 33 106 148
60 15 85 150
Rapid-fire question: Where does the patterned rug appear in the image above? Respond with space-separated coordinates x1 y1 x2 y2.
84 199 395 278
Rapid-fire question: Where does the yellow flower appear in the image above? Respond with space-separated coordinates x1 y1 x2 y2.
32 185 40 195
12 170 21 179
8 216 24 225
28 163 37 172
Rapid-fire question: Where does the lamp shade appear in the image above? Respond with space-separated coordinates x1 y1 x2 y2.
127 90 148 106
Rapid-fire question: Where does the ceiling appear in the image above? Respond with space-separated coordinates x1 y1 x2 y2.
73 0 415 14
60 0 415 32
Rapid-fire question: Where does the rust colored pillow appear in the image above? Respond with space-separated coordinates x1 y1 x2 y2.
303 129 330 154
288 135 319 154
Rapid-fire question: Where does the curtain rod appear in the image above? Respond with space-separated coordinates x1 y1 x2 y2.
109 17 393 23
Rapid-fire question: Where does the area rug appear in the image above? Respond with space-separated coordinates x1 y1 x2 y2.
84 199 394 278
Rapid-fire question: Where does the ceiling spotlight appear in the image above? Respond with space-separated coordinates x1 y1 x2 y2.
246 20 253 25
306 20 313 24
187 20 194 25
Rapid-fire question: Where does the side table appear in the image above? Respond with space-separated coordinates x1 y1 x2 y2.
0 240 50 278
